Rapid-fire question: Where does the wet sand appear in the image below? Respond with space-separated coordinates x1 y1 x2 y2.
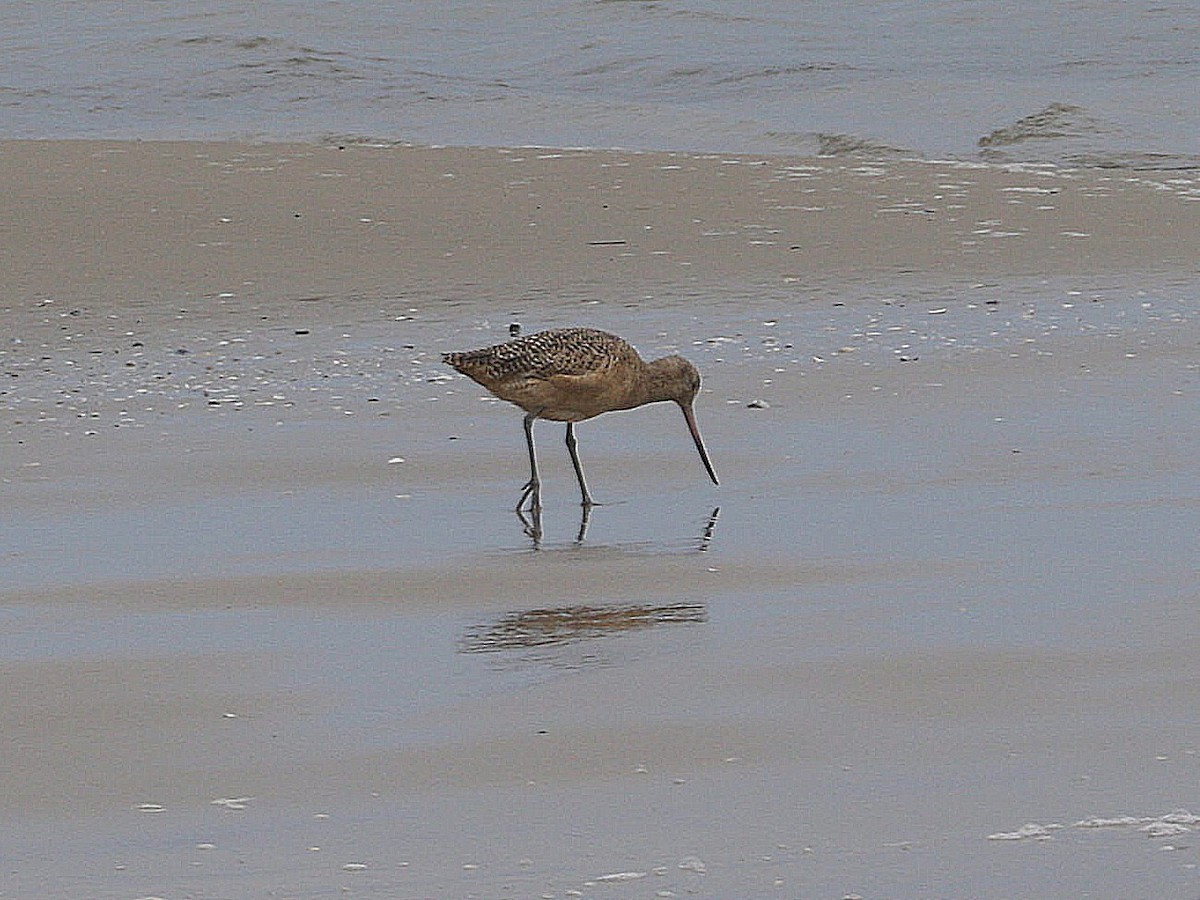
3 141 1200 898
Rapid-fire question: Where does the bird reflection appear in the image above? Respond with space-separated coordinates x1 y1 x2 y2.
515 504 720 550
699 506 719 552
459 601 707 655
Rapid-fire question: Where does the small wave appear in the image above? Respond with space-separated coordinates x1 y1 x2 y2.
815 132 917 159
976 103 1200 169
756 131 918 159
714 62 851 86
571 56 660 80
176 33 370 82
650 61 858 96
977 102 1107 148
177 35 275 52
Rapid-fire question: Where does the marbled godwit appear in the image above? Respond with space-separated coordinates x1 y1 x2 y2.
443 328 718 510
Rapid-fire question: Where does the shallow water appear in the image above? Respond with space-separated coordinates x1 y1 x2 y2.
3 0 1200 165
4 276 1200 897
4 272 1194 585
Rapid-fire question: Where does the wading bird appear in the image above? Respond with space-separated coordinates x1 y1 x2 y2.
443 327 718 511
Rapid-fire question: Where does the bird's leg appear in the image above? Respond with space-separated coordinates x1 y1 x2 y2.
575 502 592 544
565 421 595 508
517 411 542 511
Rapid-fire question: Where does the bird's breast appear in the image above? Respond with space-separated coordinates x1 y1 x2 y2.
490 370 641 422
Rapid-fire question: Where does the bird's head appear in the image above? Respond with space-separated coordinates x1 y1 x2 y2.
647 354 702 405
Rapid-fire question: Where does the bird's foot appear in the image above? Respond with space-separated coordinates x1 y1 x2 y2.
517 479 541 513
515 505 543 544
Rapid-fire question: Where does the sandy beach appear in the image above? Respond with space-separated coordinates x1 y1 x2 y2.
3 140 1200 898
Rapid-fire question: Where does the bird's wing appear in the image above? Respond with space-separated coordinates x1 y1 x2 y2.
519 332 630 379
528 349 619 379
446 329 637 388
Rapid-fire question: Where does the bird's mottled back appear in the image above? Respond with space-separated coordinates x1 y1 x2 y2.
442 328 640 383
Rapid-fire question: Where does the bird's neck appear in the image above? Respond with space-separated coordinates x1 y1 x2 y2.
636 356 684 405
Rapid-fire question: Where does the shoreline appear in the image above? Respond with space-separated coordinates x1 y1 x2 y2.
4 139 1199 314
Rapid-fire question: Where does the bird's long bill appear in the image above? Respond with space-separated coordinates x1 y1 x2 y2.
680 402 720 486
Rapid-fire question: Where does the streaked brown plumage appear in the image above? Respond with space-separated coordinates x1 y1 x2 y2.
443 327 719 510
